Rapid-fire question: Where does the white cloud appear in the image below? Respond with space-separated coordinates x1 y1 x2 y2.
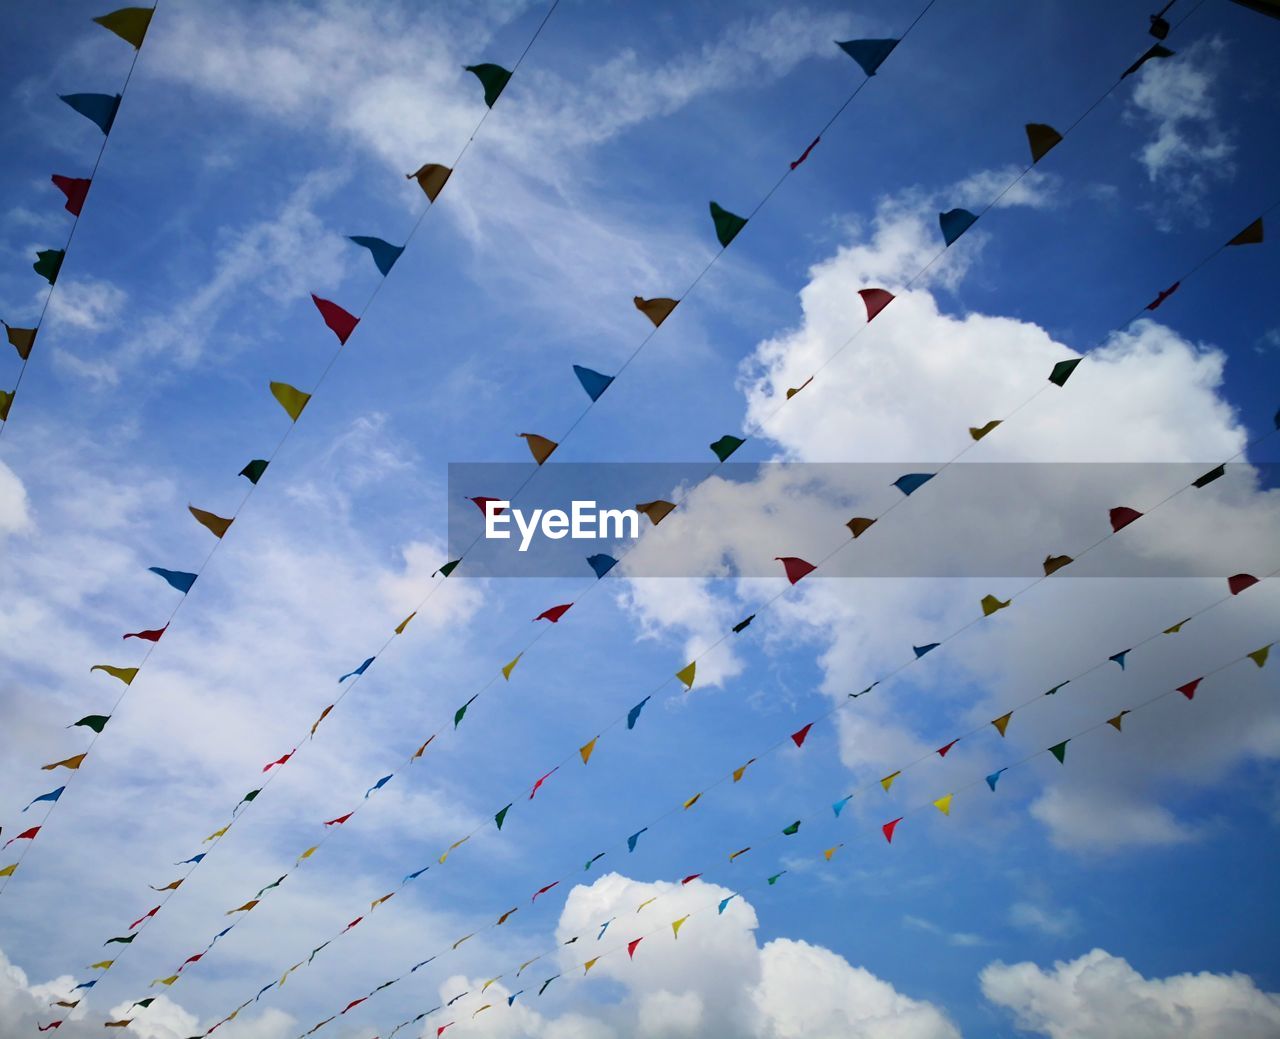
44 277 129 334
981 948 1280 1039
1008 902 1080 939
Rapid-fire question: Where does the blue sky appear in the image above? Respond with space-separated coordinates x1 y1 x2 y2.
2 2 1279 1038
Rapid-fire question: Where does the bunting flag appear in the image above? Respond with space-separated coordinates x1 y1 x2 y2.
1192 464 1225 488
311 295 359 344
0 390 12 422
1227 217 1264 246
34 249 65 285
364 775 392 798
1164 620 1189 634
519 433 558 465
94 7 154 48
152 976 179 987
454 695 478 727
781 820 801 836
1145 281 1180 310
634 296 678 327
913 643 939 658
893 472 934 496
1109 506 1143 532
675 661 696 689
176 854 205 865
1107 710 1131 731
710 434 745 461
407 163 452 202
529 767 558 799
627 696 650 729
104 934 134 945
538 976 558 996
939 208 978 247
129 905 160 929
1025 122 1063 163
937 739 959 757
1229 573 1259 595
573 364 614 402
339 657 375 682
729 846 750 862
532 881 559 902
5 323 37 360
348 236 404 276
263 751 294 772
586 553 618 579
636 898 656 913
1177 678 1202 700
635 499 676 525
23 787 65 811
980 594 1011 616
91 664 137 685
42 754 87 771
683 793 701 810
1048 357 1082 387
832 795 852 816
465 63 512 107
91 961 114 970
534 603 573 623
1049 739 1070 763
494 805 512 830
583 957 599 974
149 879 182 892
310 704 334 736
584 852 605 870
404 866 430 882
1121 43 1174 79
791 723 813 748
1043 554 1073 576
718 896 735 914
324 813 353 827
880 771 900 792
627 828 647 853
846 516 876 538
732 614 756 633
776 556 816 584
1248 644 1271 668
0 864 18 877
239 459 269 484
627 938 643 959
123 624 167 642
59 93 121 135
969 419 1001 441
858 287 894 321
824 844 842 860
732 759 756 783
882 818 903 843
394 612 417 635
51 175 92 216
709 202 748 248
991 712 1013 737
785 376 813 399
933 794 953 816
270 381 311 421
149 566 197 593
227 900 258 915
836 38 899 76
502 654 522 680
1109 650 1130 670
790 135 820 169
579 738 597 765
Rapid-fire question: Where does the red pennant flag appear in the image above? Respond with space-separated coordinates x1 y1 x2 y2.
681 874 701 885
180 953 204 969
882 818 902 843
311 295 359 344
1109 506 1143 532
532 881 559 902
790 723 813 748
437 1026 453 1037
343 917 363 932
342 998 367 1014
936 739 959 757
123 624 168 642
530 767 558 799
468 496 505 515
1177 678 1202 700
1145 281 1180 310
51 174 91 216
1228 573 1259 595
38 1023 63 1032
789 136 820 169
775 556 816 585
3 826 39 847
534 603 573 623
324 812 353 826
858 287 894 322
263 751 294 772
627 938 643 959
129 906 160 929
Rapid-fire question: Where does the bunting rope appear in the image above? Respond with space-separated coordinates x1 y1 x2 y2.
0 6 158 440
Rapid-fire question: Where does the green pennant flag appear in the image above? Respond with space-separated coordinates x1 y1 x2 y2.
1048 358 1082 387
767 871 786 885
72 715 111 733
34 249 65 285
709 202 748 248
710 434 745 462
465 63 512 107
1049 740 1069 764
435 559 460 577
454 694 478 728
105 934 136 945
239 459 268 484
128 998 155 1010
494 803 512 830
781 820 801 836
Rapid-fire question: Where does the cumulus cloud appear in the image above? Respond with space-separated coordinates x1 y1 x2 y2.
981 948 1280 1039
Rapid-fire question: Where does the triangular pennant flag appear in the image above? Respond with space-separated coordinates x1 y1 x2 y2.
1164 619 1189 634
42 753 87 771
502 654 522 680
672 915 689 938
1049 740 1070 763
934 794 953 816
91 664 137 685
858 287 894 321
51 175 92 216
1192 464 1225 488
636 898 656 912
1228 573 1259 595
587 553 617 579
633 296 678 327
791 722 813 747
775 556 816 584
627 696 650 729
882 818 903 843
454 694 478 727
846 516 876 538
981 594 1011 616
5 323 37 360
152 976 178 987
636 499 676 525
34 249 65 284
1146 281 1180 310
1109 507 1143 532
683 792 701 809
348 236 404 276
991 712 1013 737
93 8 153 48
781 820 801 836
189 505 233 538
832 794 852 816
532 881 559 901
894 472 934 495
913 643 939 658
1227 217 1264 246
1248 645 1271 668
729 846 750 862
0 390 14 422
584 852 605 870
148 566 197 593
718 896 735 913
836 38 898 76
790 135 820 169
936 739 959 757
579 738 597 765
364 774 393 798
411 735 435 760
785 375 813 399
583 958 599 974
339 657 375 682
124 624 168 643
880 771 901 792
675 661 696 689
394 612 416 635
1025 123 1063 163
1107 710 1131 731
1121 43 1174 80
1048 357 1082 387
573 364 614 401
709 201 748 247
59 93 121 135
519 433 558 465
270 381 310 421
1177 678 1202 700
710 434 745 461
406 163 452 201
538 976 558 996
494 804 512 829
67 713 108 732
311 295 359 344
464 63 512 107
969 419 1002 441
627 828 647 853
310 704 333 737
939 208 978 247
1109 650 1130 670
23 786 65 811
530 767 558 799
435 559 461 577
323 812 353 826
535 602 573 623
627 938 644 959
732 614 756 633
1043 554 1073 576
239 459 268 484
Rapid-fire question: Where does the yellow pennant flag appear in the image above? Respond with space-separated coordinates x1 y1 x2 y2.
991 712 1013 737
683 792 701 810
394 612 416 635
93 7 154 48
412 735 435 759
583 958 599 974
634 296 678 327
91 664 138 685
728 847 751 862
635 499 676 525
204 825 229 842
0 864 16 877
42 753 87 771
227 900 259 915
1163 618 1189 634
579 738 597 765
732 758 756 783
880 771 901 792
671 915 689 938
472 1005 491 1019
823 844 843 861
439 836 469 864
371 893 394 910
104 1021 132 1028
406 163 452 202
968 419 1001 441
502 654 522 680
1248 644 1271 668
785 376 814 399
453 933 473 950
151 975 179 987
481 977 501 993
310 704 333 737
675 661 696 690
270 381 311 422
518 433 558 465
980 594 1010 616
189 504 233 538
636 897 656 913
1107 710 1130 731
91 960 114 970
933 794 953 816
296 846 318 865
150 879 182 892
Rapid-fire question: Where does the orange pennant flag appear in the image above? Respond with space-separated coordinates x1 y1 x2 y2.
189 505 233 538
